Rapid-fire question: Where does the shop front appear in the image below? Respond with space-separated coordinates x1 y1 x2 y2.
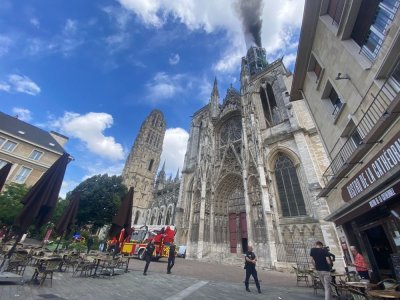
327 132 400 281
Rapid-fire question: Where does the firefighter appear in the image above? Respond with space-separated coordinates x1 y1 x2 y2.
167 242 176 274
143 239 155 276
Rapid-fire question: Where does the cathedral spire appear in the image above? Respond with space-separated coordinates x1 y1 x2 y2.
174 169 180 182
156 161 166 184
209 77 220 119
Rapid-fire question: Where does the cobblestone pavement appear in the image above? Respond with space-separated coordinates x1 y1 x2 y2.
0 258 324 300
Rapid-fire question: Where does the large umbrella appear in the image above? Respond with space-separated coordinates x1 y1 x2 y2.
15 152 70 233
55 192 81 236
54 192 80 251
0 162 12 192
1 152 70 269
108 187 134 239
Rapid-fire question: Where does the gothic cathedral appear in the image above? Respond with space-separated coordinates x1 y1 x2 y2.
175 47 340 269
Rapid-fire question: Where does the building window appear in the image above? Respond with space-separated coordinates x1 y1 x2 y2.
13 166 32 184
389 59 400 92
329 88 343 116
0 137 5 147
148 159 154 171
328 0 345 25
0 159 8 169
29 150 43 161
2 140 17 152
352 0 400 61
274 154 307 217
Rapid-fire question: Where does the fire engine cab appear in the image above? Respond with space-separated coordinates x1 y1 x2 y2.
120 225 175 260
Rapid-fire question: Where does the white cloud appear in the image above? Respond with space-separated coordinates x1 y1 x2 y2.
169 53 180 65
25 18 83 57
30 18 40 28
118 0 304 73
102 5 132 29
146 72 185 101
81 160 125 180
283 53 297 70
60 179 79 199
53 112 125 161
160 128 189 176
0 82 10 92
12 107 32 122
3 74 41 95
0 35 12 56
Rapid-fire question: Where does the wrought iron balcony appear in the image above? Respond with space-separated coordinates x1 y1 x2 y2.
320 62 400 195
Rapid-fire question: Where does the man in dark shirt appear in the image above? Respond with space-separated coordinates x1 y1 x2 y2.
143 240 155 276
167 242 176 274
310 241 332 300
244 245 261 294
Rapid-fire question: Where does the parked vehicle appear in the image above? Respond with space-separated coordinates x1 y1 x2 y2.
117 225 175 261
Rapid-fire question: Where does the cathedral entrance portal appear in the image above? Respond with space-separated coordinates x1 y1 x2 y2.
215 174 247 254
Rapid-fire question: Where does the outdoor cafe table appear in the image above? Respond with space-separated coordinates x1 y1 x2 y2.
91 255 113 277
368 290 400 299
346 281 378 290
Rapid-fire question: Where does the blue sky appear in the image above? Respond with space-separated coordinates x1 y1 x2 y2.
0 0 304 197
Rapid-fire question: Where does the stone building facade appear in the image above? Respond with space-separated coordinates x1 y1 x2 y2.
0 111 68 187
122 110 166 225
290 0 400 280
175 47 340 269
144 162 180 226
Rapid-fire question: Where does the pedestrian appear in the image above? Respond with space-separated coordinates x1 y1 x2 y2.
310 241 332 300
143 239 155 276
349 246 370 280
167 242 176 274
87 234 94 254
244 245 261 294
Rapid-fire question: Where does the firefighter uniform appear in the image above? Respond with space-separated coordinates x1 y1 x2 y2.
143 241 155 275
244 249 261 293
167 244 176 274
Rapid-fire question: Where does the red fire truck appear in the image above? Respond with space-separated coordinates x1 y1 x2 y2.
119 225 175 260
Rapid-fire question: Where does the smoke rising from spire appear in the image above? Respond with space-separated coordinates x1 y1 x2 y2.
235 0 264 48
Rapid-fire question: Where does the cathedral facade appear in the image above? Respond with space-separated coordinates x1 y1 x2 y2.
175 47 340 269
144 162 180 226
122 110 166 225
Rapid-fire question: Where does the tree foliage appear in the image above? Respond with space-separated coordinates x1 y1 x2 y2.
67 174 127 230
0 183 29 226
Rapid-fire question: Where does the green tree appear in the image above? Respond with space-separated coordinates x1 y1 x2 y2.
51 197 69 224
68 174 127 230
0 183 29 226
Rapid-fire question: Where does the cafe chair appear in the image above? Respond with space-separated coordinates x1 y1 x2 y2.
348 288 368 300
31 257 63 287
310 272 324 295
292 266 310 287
377 278 397 290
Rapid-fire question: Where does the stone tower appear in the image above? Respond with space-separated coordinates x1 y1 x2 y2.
122 110 166 225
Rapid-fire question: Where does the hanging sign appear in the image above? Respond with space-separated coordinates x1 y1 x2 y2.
342 132 400 202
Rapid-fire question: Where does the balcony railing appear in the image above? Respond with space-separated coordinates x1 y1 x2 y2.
322 63 400 187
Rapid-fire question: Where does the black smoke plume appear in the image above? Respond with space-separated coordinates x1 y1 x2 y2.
235 0 264 48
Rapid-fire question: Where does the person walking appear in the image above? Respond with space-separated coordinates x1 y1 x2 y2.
87 235 94 254
349 246 370 280
310 241 332 300
244 245 261 294
167 242 176 274
143 239 155 276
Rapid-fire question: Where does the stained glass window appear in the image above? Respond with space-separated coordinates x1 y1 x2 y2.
275 154 307 217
